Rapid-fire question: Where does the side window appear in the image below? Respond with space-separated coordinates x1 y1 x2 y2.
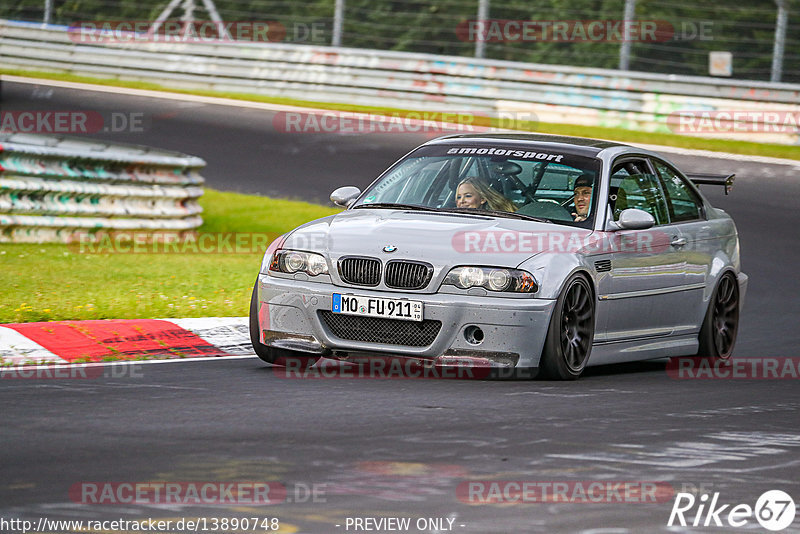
610 159 669 225
652 160 704 222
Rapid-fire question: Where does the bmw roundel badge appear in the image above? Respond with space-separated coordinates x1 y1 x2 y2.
383 245 397 253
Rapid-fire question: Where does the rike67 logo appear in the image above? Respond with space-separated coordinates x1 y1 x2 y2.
668 490 796 531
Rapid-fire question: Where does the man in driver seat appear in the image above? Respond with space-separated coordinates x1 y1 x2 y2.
572 174 593 222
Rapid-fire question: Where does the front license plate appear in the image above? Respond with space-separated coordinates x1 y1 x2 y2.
332 293 423 322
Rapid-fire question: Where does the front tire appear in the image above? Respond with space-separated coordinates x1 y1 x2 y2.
539 274 595 380
696 272 739 361
249 280 319 368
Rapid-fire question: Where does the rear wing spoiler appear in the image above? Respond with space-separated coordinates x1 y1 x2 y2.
686 173 735 195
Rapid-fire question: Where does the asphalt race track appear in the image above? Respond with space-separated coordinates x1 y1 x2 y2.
2 79 800 533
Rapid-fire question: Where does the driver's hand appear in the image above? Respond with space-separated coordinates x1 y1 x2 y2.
572 213 587 222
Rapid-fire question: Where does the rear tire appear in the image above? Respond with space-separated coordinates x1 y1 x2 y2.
249 280 319 368
539 274 595 380
696 272 739 361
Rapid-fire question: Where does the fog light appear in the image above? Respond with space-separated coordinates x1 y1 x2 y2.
464 325 484 345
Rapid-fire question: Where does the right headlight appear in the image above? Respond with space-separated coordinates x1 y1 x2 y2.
269 250 329 277
443 266 538 293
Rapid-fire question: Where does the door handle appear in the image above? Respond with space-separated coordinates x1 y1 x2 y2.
671 237 688 247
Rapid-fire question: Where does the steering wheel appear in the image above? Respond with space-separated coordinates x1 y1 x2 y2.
517 199 574 221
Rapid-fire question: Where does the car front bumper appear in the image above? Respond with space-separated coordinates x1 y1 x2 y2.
256 273 557 369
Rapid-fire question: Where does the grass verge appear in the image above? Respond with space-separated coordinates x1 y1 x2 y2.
0 189 339 324
4 68 800 161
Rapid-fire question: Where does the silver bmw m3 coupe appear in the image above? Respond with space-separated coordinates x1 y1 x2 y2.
250 134 747 379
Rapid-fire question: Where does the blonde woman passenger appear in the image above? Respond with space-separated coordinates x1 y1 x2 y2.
455 177 517 213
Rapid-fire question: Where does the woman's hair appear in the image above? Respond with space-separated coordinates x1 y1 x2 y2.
457 176 517 212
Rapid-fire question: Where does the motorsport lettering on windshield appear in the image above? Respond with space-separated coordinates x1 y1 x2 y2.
446 147 565 162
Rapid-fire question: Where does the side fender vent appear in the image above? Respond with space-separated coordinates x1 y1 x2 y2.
594 259 612 273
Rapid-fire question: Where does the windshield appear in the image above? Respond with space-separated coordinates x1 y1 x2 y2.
353 144 601 226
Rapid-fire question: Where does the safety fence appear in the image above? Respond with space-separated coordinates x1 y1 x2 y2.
0 132 205 242
1 19 799 144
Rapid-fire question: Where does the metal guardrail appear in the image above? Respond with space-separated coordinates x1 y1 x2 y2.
0 132 204 242
1 20 799 144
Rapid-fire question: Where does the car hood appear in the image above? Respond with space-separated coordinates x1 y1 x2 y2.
283 208 592 268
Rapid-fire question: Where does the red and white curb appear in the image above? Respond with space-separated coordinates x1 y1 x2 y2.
0 317 252 366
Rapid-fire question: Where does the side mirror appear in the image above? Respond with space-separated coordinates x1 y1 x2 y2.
616 208 655 230
330 186 361 207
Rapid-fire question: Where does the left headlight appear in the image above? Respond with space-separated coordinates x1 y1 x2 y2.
443 266 538 293
268 250 329 276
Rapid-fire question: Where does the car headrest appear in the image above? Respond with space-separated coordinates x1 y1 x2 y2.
612 186 628 218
